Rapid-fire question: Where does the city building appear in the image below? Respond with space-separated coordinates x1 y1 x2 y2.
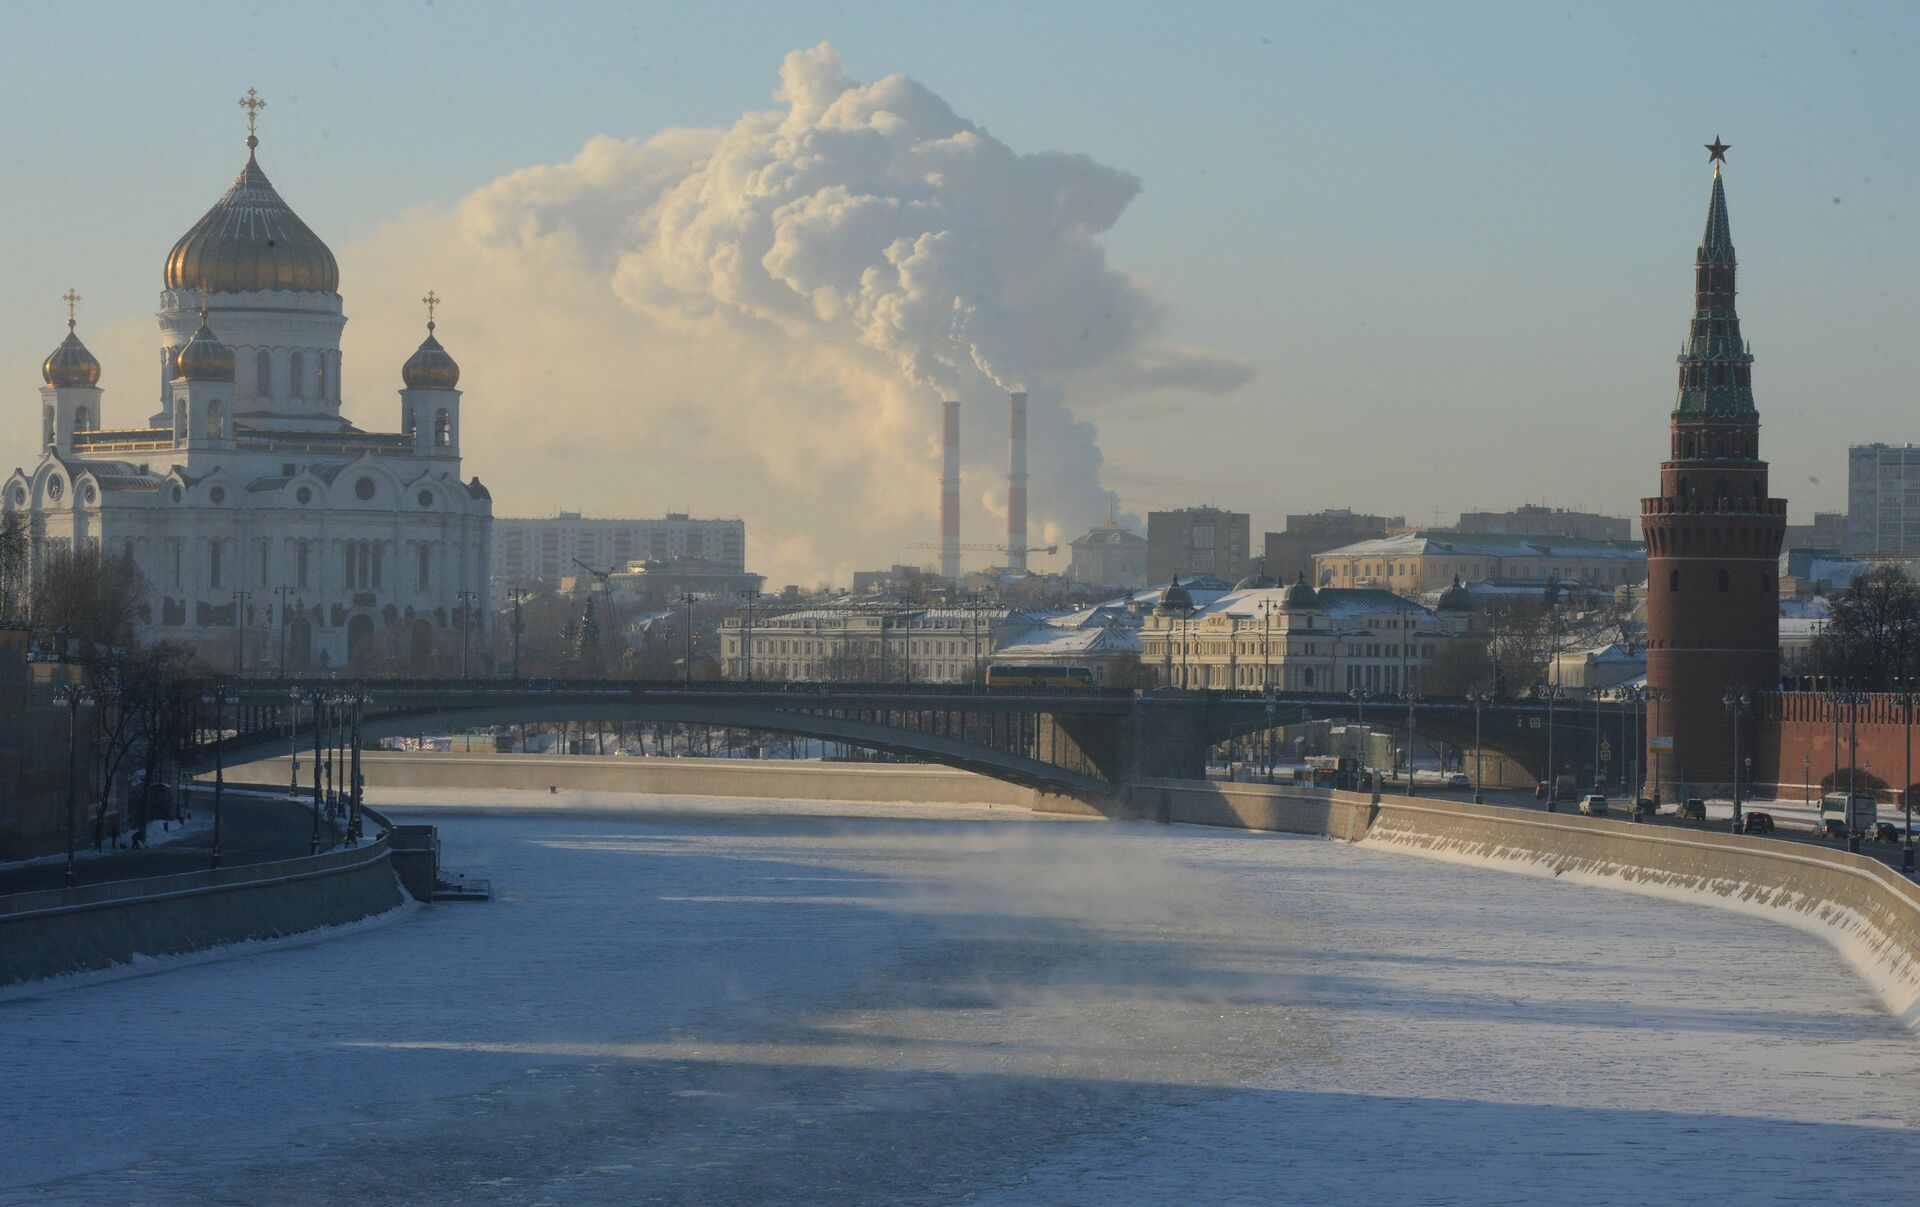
1783 509 1848 553
1454 505 1632 541
720 602 1012 683
1314 532 1645 594
1260 509 1401 583
1139 577 1472 692
1067 513 1149 588
1641 148 1785 794
493 512 746 586
2 104 492 672
1146 506 1250 586
1845 444 1920 554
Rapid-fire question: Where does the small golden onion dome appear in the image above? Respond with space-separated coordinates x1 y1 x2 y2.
402 324 461 390
42 324 102 388
173 321 235 382
165 143 339 294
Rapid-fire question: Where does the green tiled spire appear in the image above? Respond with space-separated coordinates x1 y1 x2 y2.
1673 166 1756 418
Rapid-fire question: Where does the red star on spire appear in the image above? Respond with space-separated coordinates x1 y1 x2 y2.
1705 136 1731 165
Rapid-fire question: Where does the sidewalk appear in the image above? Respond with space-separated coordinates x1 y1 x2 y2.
0 792 342 897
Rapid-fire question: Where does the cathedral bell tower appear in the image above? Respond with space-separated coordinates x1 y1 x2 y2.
1641 139 1786 796
399 291 462 459
41 290 103 455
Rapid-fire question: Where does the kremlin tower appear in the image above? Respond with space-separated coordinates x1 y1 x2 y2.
1641 140 1787 796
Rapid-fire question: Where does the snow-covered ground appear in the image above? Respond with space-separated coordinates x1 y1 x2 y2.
3 789 1918 1204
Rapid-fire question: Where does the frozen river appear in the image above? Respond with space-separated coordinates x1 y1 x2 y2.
4 790 1919 1204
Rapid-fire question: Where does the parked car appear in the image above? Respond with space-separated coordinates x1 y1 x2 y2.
1742 811 1775 835
1579 794 1609 816
1679 798 1707 821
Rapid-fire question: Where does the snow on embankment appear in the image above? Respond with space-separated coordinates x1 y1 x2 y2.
1361 796 1920 1031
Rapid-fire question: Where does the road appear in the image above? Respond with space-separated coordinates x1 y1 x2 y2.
0 789 342 897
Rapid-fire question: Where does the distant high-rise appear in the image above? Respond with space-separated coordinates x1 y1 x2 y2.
1262 509 1402 583
1454 505 1630 542
1147 506 1250 585
1641 146 1785 794
1845 444 1920 554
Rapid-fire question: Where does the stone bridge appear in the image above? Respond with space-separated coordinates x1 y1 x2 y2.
182 679 1639 797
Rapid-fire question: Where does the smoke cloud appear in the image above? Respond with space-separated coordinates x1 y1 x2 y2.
338 44 1250 586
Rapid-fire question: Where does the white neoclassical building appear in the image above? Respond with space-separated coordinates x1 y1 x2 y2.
3 101 491 673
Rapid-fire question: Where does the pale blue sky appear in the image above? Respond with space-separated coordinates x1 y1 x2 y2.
5 1 1916 560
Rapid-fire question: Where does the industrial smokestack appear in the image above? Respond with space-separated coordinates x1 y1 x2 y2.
940 400 961 582
1007 390 1028 574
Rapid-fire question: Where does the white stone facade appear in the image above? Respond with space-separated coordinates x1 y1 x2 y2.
4 135 491 673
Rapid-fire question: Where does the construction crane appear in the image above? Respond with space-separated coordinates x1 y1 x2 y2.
570 557 613 589
905 541 1058 557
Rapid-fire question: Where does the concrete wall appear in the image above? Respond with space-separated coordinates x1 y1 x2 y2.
226 751 1083 811
1127 778 1920 1030
0 839 408 990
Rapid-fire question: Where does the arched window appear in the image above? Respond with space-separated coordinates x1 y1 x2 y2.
290 350 305 398
43 405 54 447
316 355 327 401
256 349 272 396
371 543 383 589
417 544 431 591
1717 568 1730 592
207 400 225 439
174 399 186 441
209 540 223 588
434 409 451 447
404 407 416 437
1669 568 1680 592
73 406 91 432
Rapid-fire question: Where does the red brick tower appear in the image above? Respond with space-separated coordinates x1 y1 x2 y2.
1642 141 1786 795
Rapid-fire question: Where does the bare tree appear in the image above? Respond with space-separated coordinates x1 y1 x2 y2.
32 544 145 659
0 510 28 620
1812 565 1920 689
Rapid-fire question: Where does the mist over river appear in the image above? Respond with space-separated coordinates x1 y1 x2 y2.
4 791 1917 1204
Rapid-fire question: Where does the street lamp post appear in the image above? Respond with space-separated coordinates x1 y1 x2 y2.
200 687 237 869
55 682 92 887
456 590 477 680
510 587 528 680
232 589 251 677
287 688 302 799
1903 688 1916 874
275 585 293 675
1646 686 1666 807
310 689 323 854
1543 683 1560 812
1723 688 1751 834
1468 691 1487 803
743 587 759 683
1404 690 1418 796
1849 690 1862 854
681 593 696 686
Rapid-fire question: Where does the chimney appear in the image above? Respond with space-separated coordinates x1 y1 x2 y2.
940 400 961 581
1007 390 1028 574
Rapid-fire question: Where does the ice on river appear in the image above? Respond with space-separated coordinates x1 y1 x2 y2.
3 789 1918 1205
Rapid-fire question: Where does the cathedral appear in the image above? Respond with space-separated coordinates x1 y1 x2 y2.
3 93 492 673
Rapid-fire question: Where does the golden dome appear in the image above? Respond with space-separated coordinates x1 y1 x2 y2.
402 324 461 390
165 142 339 294
42 324 101 388
174 321 235 382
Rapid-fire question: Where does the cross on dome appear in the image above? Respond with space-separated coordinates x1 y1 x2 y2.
240 88 266 149
62 287 80 330
422 289 441 331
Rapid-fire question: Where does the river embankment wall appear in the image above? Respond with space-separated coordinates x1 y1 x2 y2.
1122 778 1920 1030
0 838 408 991
227 751 1089 812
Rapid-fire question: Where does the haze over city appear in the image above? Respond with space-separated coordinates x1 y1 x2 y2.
3 1 1914 585
7 5 1920 1203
